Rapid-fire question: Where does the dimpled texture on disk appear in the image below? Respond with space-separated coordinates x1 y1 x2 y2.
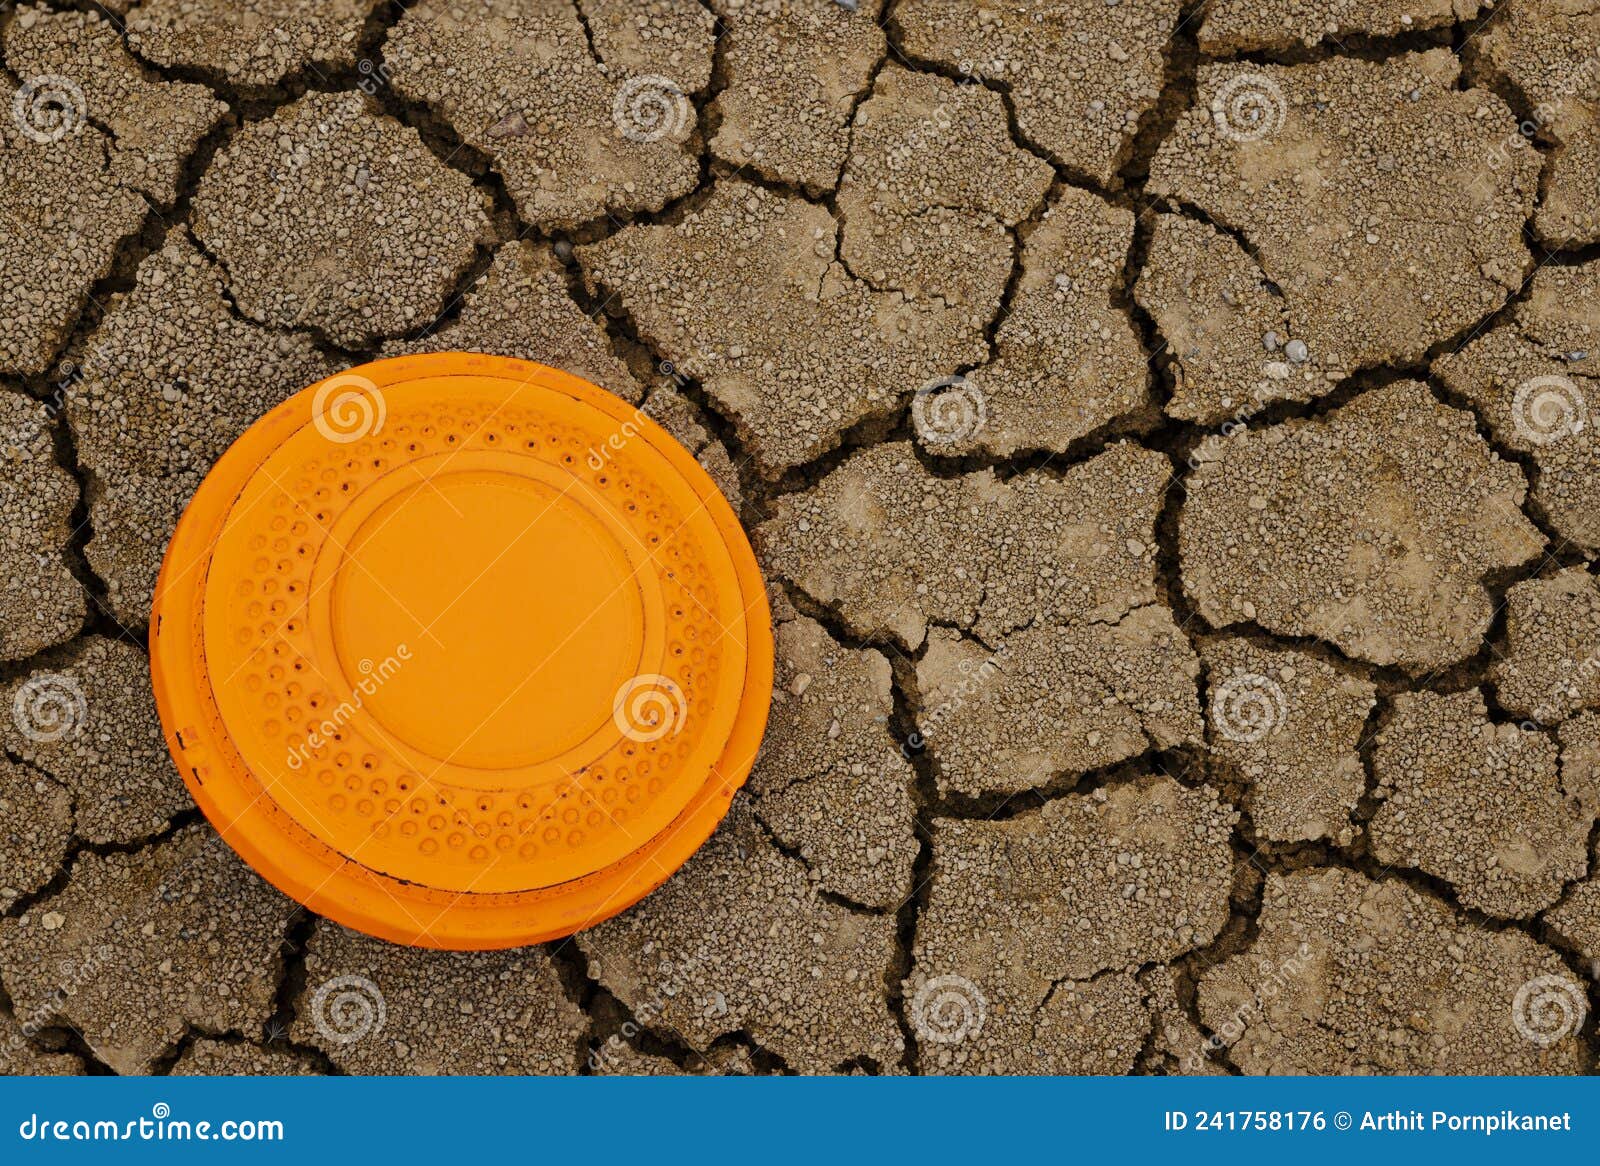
150 353 771 950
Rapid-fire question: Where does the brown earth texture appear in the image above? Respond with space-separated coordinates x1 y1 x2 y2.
1 0 1598 1076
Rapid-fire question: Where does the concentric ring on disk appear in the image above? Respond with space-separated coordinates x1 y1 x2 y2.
150 353 772 949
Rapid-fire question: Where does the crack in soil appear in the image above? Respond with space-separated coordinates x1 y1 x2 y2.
7 0 1600 1072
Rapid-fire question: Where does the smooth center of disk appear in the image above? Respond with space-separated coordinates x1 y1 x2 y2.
330 469 644 771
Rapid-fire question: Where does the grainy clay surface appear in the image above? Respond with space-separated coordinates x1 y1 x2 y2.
1 0 1598 1078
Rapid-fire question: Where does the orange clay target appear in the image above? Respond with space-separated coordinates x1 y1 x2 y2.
150 353 772 950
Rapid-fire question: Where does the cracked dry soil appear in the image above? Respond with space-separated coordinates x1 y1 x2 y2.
2 0 1599 1077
